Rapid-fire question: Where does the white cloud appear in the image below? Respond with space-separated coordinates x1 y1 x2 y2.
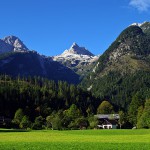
129 0 150 11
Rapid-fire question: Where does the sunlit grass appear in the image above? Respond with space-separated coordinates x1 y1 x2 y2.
0 129 150 150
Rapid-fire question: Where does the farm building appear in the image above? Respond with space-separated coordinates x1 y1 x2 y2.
95 114 120 129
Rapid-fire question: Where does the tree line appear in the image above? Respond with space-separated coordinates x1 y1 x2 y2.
0 75 99 129
0 75 150 129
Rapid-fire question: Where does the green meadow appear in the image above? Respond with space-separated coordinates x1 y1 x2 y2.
0 129 150 150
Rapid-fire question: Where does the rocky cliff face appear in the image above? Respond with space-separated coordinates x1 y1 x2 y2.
0 36 28 54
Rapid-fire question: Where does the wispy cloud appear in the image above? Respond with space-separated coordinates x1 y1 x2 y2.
129 0 150 12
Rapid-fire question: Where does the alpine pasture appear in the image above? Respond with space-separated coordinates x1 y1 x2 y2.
0 129 150 150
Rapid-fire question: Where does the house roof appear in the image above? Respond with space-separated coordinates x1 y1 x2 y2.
102 119 118 125
94 114 119 119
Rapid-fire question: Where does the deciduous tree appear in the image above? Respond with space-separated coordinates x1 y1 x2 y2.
97 101 114 114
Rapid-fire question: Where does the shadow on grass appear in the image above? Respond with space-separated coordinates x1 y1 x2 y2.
0 129 29 132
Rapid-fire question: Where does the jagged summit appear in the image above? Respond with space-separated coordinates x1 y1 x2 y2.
53 43 99 76
0 37 80 84
70 42 79 49
3 35 28 51
3 35 20 43
0 35 28 54
62 42 94 56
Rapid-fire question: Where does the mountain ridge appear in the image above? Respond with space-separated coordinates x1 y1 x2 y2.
0 21 150 87
0 35 98 81
0 50 80 84
80 21 150 108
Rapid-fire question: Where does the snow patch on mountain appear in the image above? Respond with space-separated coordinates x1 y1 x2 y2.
53 52 98 64
130 21 147 27
62 42 94 56
53 43 99 68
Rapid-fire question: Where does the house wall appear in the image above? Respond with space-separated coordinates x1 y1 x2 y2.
102 125 117 129
112 125 117 129
103 125 112 129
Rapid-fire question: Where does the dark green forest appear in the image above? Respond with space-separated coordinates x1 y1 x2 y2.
0 75 150 129
84 71 150 109
0 75 100 129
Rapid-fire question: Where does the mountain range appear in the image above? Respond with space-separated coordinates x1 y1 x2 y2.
0 36 81 84
0 36 99 84
0 22 150 105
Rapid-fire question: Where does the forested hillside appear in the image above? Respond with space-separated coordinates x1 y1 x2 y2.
0 75 102 129
0 51 80 84
81 22 150 109
0 75 150 129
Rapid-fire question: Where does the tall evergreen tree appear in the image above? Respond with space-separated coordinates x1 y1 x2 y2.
137 99 150 128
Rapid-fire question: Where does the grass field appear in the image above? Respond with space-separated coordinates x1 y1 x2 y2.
0 129 150 150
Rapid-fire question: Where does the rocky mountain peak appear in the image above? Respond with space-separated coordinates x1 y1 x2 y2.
3 35 28 51
53 43 98 76
63 42 94 56
3 35 19 44
70 42 79 49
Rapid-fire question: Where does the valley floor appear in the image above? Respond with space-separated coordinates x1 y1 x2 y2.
0 129 150 150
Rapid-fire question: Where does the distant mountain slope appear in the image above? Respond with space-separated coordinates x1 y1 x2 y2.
0 39 14 54
53 43 99 77
81 22 150 109
0 51 80 84
0 36 80 84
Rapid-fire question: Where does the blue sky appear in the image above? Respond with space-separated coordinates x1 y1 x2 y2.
0 0 149 56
